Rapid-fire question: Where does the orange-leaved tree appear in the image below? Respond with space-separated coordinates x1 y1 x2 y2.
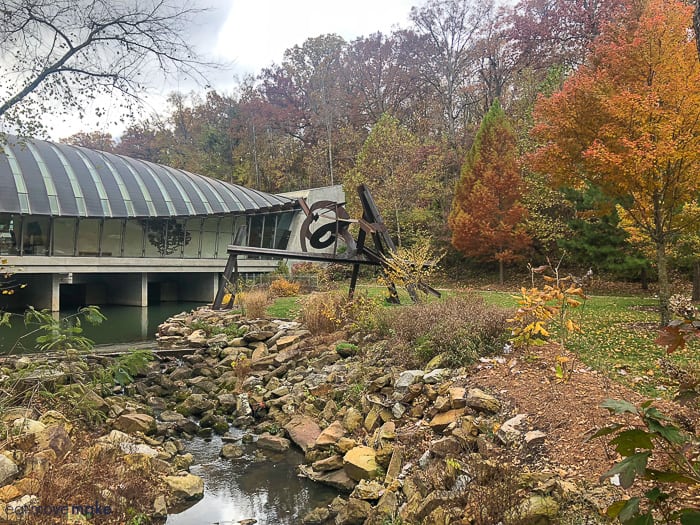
449 100 531 283
531 0 700 324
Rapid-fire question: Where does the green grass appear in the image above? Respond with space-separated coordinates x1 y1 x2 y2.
266 296 301 319
477 290 700 397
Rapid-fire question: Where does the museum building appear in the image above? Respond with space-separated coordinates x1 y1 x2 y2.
0 135 307 310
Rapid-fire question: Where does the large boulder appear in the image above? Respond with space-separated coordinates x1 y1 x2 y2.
315 421 345 449
176 394 214 416
284 415 321 453
35 425 73 459
0 455 19 486
343 446 380 481
466 388 501 413
256 434 291 453
164 473 204 501
335 498 372 525
113 413 156 435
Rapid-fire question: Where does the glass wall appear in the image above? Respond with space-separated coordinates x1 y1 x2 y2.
0 214 21 255
184 218 202 258
275 212 293 250
52 218 76 256
262 215 276 248
123 220 144 257
7 210 296 258
248 215 264 248
23 217 50 255
201 218 219 258
76 219 101 256
101 219 123 257
217 217 234 258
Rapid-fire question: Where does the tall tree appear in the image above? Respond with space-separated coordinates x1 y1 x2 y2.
510 0 629 69
346 113 440 248
410 0 494 144
62 131 116 152
449 100 531 283
531 0 700 323
0 0 213 136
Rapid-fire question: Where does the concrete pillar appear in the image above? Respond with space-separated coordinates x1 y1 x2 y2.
10 274 60 311
179 273 218 303
108 273 148 307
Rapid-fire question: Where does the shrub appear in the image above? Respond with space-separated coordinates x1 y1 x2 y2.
269 278 301 297
299 290 385 335
299 291 346 334
240 289 270 319
387 294 510 366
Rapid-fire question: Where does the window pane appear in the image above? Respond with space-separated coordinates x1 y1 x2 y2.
249 216 263 248
201 218 219 258
275 212 293 249
0 215 20 255
233 216 247 245
216 216 234 259
145 219 168 257
165 219 187 258
262 215 276 248
123 220 144 257
52 218 76 256
23 217 50 256
101 219 123 257
77 219 101 256
184 218 201 258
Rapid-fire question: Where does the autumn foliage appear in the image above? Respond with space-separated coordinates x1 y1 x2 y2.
449 100 531 283
531 0 700 322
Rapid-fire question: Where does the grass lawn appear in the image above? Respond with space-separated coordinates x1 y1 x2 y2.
266 282 699 398
477 290 700 397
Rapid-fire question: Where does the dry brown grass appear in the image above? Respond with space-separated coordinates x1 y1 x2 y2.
21 433 161 524
299 291 345 334
239 288 270 319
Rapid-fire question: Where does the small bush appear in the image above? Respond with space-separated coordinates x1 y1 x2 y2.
387 294 510 366
299 291 346 334
299 291 385 335
269 278 301 297
240 289 270 319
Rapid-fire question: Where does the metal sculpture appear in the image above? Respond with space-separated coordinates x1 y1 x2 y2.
212 184 439 310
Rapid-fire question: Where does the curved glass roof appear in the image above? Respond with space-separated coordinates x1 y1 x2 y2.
0 136 295 217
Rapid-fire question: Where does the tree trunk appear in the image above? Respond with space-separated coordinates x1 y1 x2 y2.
692 260 700 302
641 265 648 290
656 241 671 326
499 259 504 285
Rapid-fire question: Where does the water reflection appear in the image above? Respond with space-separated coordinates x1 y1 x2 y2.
167 434 336 525
0 302 205 353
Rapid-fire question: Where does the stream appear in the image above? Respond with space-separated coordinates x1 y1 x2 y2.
166 430 337 525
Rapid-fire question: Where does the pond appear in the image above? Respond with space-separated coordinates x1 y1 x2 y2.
0 302 205 353
166 431 337 525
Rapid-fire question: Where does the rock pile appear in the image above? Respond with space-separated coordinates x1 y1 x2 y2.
0 305 579 524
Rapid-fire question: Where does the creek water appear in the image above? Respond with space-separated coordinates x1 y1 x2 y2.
0 302 338 524
166 431 337 525
0 302 205 353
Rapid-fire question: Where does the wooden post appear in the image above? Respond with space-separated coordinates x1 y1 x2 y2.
213 253 237 309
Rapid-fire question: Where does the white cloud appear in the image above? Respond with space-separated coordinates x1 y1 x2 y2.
215 0 415 75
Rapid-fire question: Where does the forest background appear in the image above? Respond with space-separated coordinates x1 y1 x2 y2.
50 0 700 311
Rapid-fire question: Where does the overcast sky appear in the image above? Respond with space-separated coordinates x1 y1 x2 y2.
51 0 418 139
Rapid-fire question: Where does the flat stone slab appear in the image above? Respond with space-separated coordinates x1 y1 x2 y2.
284 415 321 453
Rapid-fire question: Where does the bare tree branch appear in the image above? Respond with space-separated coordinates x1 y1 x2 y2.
0 0 220 135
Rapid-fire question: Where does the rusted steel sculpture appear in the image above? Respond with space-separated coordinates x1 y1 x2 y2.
212 184 440 309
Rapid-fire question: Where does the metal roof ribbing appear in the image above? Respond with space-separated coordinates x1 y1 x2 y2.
0 136 296 218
